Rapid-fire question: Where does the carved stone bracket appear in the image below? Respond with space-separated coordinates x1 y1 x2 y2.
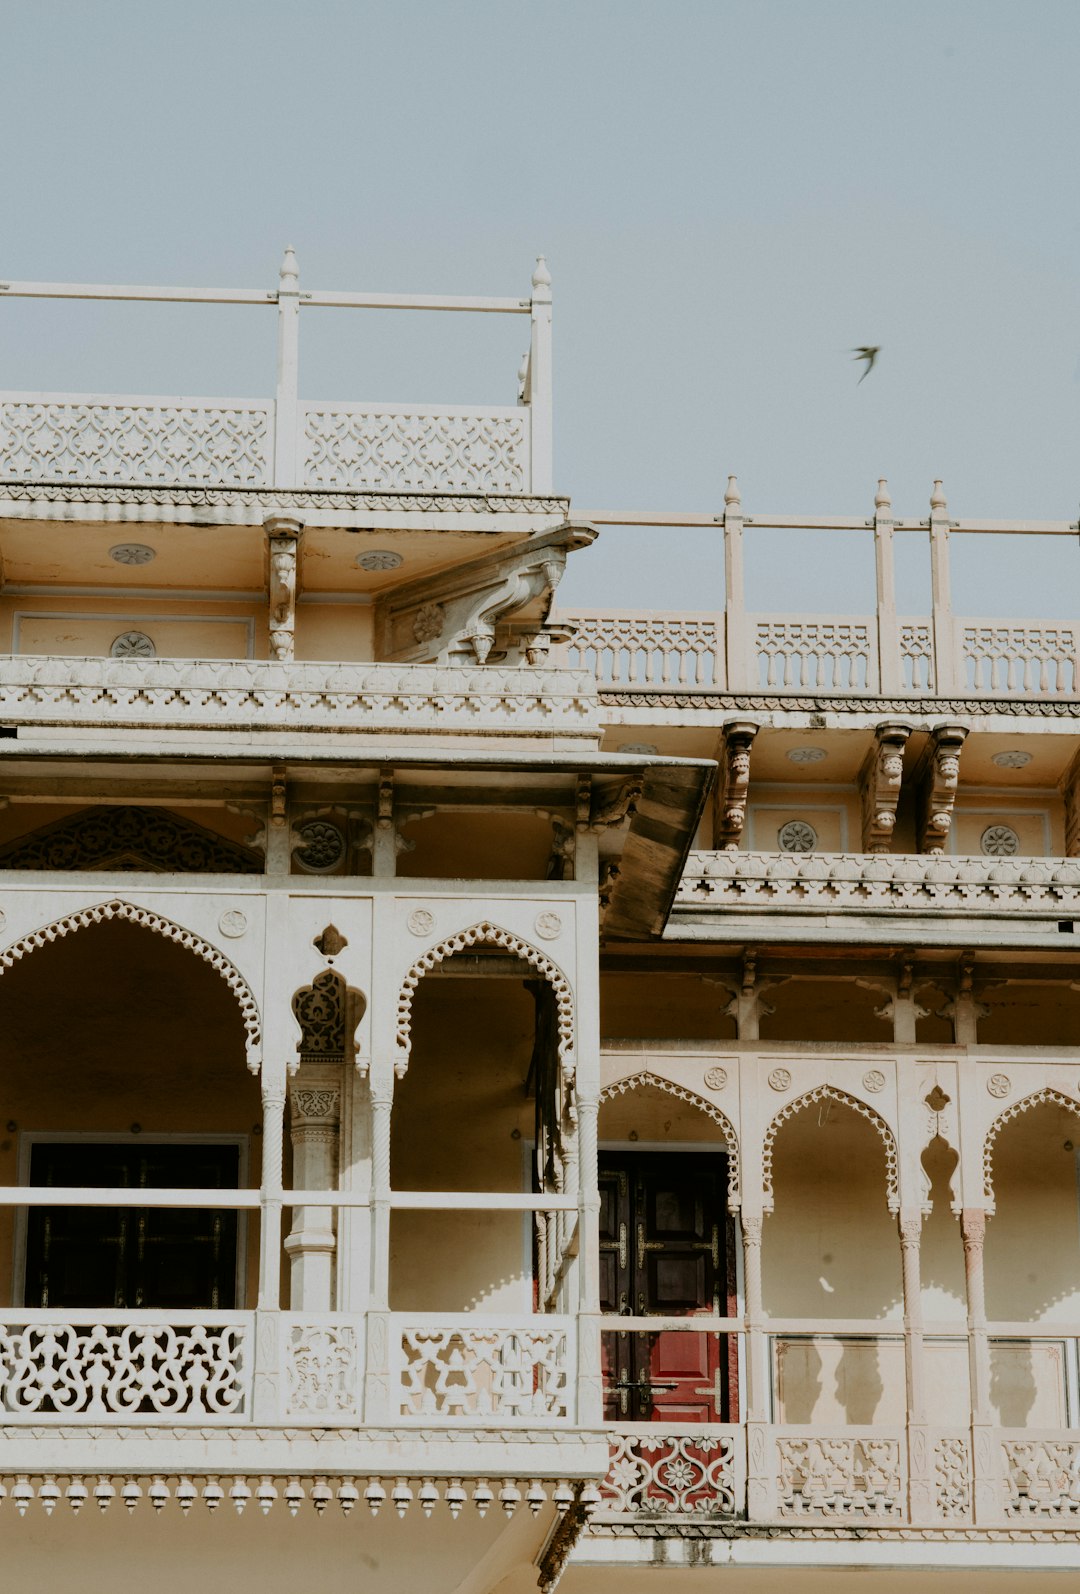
266 515 303 663
714 720 758 851
918 722 968 855
860 720 912 853
580 776 643 834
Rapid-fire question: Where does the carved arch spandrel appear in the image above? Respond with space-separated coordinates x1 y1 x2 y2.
761 1084 900 1214
599 1070 740 1208
0 898 262 1072
395 919 574 1080
290 968 367 1077
982 1088 1080 1205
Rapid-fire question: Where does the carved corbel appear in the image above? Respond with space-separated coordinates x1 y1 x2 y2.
586 777 643 833
265 516 303 663
546 815 576 881
713 720 758 851
450 556 564 665
940 961 991 1045
918 723 968 854
712 950 786 1040
860 720 912 853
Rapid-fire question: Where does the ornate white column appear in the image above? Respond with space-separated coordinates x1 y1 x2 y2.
574 1093 603 1429
284 1080 340 1311
899 1210 932 1521
362 1070 395 1425
252 1079 287 1422
742 1213 774 1520
961 1208 999 1522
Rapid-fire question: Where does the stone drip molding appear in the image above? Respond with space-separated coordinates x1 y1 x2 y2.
0 1472 597 1520
0 656 598 736
600 691 1080 716
599 1072 739 1206
0 898 261 1070
0 481 570 516
676 851 1080 914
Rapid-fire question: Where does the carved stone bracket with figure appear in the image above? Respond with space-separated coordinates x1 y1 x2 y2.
860 720 912 853
376 521 596 666
714 719 758 851
265 515 303 663
918 722 968 855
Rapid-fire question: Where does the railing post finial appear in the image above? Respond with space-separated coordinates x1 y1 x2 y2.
875 477 891 512
930 478 947 513
279 245 299 291
532 255 552 294
724 474 741 510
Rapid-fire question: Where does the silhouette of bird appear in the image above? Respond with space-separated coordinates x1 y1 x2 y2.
852 346 880 383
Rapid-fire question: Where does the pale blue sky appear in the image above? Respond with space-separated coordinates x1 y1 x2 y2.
2 0 1079 617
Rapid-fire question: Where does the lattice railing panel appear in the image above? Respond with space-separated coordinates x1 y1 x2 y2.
1004 1439 1080 1517
556 610 723 687
960 622 1079 695
398 1323 571 1421
285 1321 361 1418
0 1319 250 1420
776 1434 904 1518
899 619 934 690
0 397 272 485
599 1429 740 1516
752 617 877 691
301 404 529 492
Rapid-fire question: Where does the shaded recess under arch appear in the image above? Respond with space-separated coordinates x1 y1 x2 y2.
395 920 574 1077
762 1084 900 1213
599 1070 740 1207
983 1087 1080 1203
0 898 262 1070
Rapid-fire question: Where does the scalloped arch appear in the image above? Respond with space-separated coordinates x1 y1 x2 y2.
599 1070 740 1208
0 898 261 1072
762 1084 900 1213
395 920 574 1079
983 1088 1080 1203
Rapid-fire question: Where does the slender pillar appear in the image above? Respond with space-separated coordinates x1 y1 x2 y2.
369 1074 394 1309
962 1208 999 1522
723 476 749 689
899 1211 932 1521
874 478 902 691
574 1095 603 1429
258 1086 286 1310
929 480 956 692
284 1083 340 1310
274 246 300 488
741 1213 775 1520
529 257 553 492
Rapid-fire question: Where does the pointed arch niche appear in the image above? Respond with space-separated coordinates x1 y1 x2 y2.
982 1091 1080 1429
761 1086 902 1428
389 921 576 1318
0 905 263 1308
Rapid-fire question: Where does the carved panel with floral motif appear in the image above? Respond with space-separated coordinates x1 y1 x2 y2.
0 806 263 873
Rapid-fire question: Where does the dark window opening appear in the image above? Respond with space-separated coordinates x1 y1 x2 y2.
24 1142 240 1310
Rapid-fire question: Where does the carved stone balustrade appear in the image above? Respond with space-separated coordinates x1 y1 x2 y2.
673 851 1080 943
0 656 600 744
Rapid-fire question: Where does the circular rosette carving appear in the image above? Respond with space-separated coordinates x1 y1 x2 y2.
778 820 817 854
407 908 436 937
704 1066 728 1092
534 911 562 941
768 1068 792 1092
294 820 346 874
862 1069 886 1094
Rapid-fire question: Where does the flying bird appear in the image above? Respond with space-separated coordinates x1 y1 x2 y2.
852 346 880 383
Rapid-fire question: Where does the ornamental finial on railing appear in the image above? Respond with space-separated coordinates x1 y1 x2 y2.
930 478 947 513
725 474 741 510
279 245 299 291
875 477 891 512
532 255 552 294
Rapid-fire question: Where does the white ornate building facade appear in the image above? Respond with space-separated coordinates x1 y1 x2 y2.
0 253 1077 1590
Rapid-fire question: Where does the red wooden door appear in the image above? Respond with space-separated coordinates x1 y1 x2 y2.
599 1152 732 1422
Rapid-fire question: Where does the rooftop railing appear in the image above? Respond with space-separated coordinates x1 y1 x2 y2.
0 250 552 495
555 481 1080 698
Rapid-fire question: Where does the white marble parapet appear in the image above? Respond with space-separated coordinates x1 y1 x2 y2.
676 851 1080 915
0 656 599 740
